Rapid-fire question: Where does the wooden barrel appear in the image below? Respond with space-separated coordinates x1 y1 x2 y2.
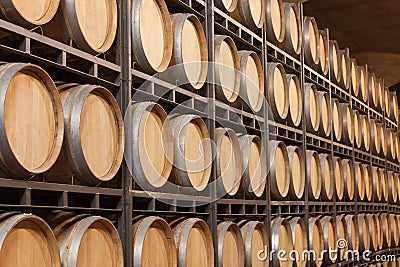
320 216 337 264
355 161 365 201
388 171 398 204
238 51 264 112
53 215 123 267
217 221 245 267
339 103 354 145
289 217 307 267
125 102 173 189
350 58 359 96
390 92 399 122
370 119 381 155
269 141 290 200
318 30 329 75
170 13 208 90
318 91 332 137
303 17 319 66
265 0 284 44
173 218 214 267
132 216 177 267
0 0 59 27
215 35 241 103
379 169 389 202
357 214 371 251
377 79 385 112
45 0 117 55
336 215 349 260
283 3 302 55
0 63 63 179
239 221 268 267
215 0 237 12
287 146 305 200
368 72 379 109
306 150 322 201
363 164 373 202
344 215 359 251
375 214 383 250
0 213 60 266
332 98 343 142
267 63 288 122
320 154 334 201
329 40 340 84
308 217 324 267
365 214 379 251
396 134 400 163
389 214 399 247
397 174 400 205
360 115 371 151
342 159 355 200
380 124 388 157
339 50 350 90
286 74 302 127
388 129 396 161
334 157 345 201
353 111 362 149
271 218 293 267
239 134 266 198
47 84 123 186
384 87 391 116
379 214 391 248
215 127 242 196
170 114 212 191
358 65 369 101
230 0 265 30
305 83 320 133
372 167 383 202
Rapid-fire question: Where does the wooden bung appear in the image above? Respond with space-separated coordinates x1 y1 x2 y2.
289 217 307 267
304 83 320 133
172 218 214 267
132 216 177 267
131 0 172 73
0 0 59 27
271 218 293 267
45 0 117 55
170 13 208 90
283 3 302 55
303 16 319 66
318 30 329 75
215 127 242 197
334 157 345 201
239 221 268 267
318 91 332 137
239 134 266 198
286 74 302 127
287 146 305 200
53 215 123 267
267 62 289 122
170 114 212 191
230 0 265 30
332 98 343 142
125 102 173 189
214 35 241 103
265 0 284 44
0 63 63 179
0 213 60 266
217 221 245 267
320 216 337 264
269 141 290 200
320 153 334 201
308 217 323 267
237 50 264 112
306 150 321 201
47 84 124 186
342 159 355 200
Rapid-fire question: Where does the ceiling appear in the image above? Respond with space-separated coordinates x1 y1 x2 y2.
303 0 400 88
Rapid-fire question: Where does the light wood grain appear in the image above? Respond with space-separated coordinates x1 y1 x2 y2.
274 67 286 118
275 145 288 196
271 0 282 41
219 39 237 101
288 77 301 126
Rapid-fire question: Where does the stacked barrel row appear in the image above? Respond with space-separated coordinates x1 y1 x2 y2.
0 212 123 266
